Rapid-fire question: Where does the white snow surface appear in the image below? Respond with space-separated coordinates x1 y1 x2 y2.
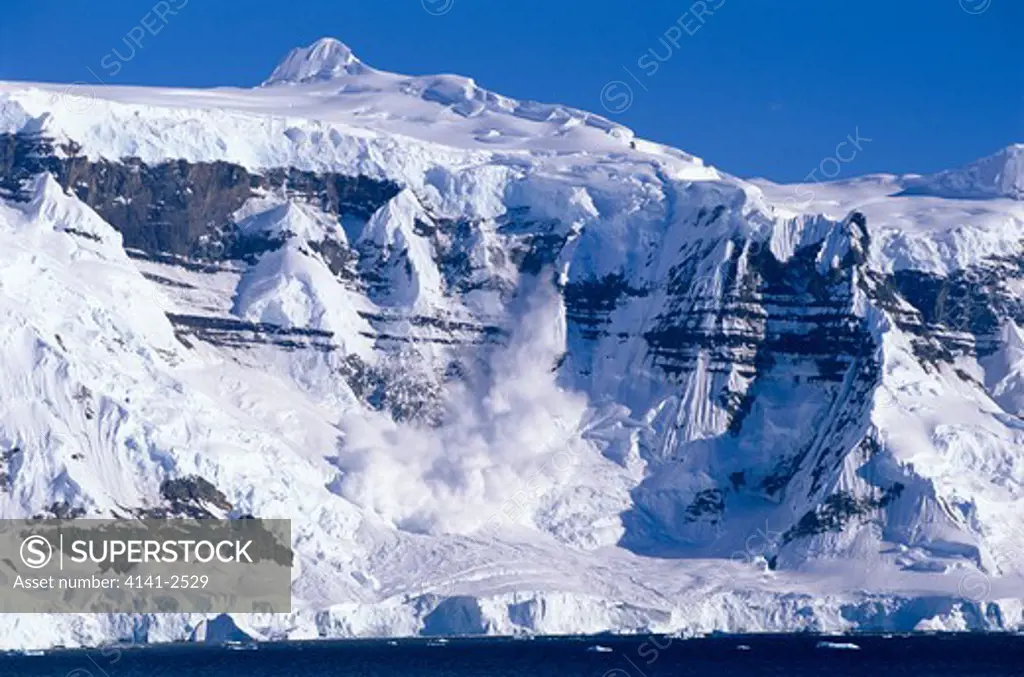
0 39 1022 648
752 168 1024 275
904 144 1024 201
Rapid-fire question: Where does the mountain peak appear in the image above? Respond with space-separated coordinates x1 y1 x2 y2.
902 143 1024 200
263 38 367 86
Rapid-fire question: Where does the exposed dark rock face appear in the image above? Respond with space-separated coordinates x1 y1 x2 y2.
139 474 234 519
427 217 506 296
0 447 20 491
66 157 254 256
337 353 445 425
684 489 726 520
308 237 360 280
357 310 505 345
258 167 400 222
783 484 904 543
886 256 1024 362
125 249 233 274
564 273 648 341
493 207 571 276
36 500 88 520
0 132 62 201
0 132 400 260
72 385 96 420
168 313 336 352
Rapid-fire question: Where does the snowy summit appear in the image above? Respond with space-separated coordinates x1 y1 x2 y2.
263 37 368 85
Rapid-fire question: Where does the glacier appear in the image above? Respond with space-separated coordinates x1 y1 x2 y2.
0 37 1023 648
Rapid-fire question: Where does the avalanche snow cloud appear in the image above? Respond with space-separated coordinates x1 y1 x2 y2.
333 280 600 535
0 37 1023 646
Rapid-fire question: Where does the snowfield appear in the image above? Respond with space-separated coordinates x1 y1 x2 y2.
0 38 1023 648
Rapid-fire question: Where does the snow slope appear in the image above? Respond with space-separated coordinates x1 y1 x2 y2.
0 38 1023 648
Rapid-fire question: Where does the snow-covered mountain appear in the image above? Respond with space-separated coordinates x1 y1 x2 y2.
1 37 1023 647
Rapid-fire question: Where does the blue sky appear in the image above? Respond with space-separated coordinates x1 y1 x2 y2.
0 0 1020 181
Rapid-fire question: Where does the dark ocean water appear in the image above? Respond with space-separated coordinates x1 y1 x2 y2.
3 634 1024 677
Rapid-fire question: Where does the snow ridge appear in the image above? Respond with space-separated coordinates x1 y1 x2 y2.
903 144 1024 200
